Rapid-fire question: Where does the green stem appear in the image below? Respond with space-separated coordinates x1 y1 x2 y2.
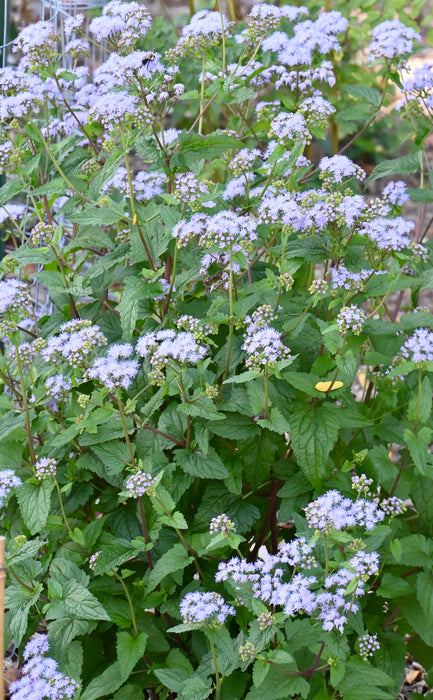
117 397 136 468
113 572 138 636
414 367 422 433
15 351 36 463
263 371 269 419
209 639 221 700
219 246 234 395
54 478 72 534
323 532 329 578
199 52 206 135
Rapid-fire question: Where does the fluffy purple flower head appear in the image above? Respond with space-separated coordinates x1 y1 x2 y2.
126 471 158 498
270 112 311 145
13 21 58 63
86 343 139 390
401 328 433 363
336 305 366 335
304 490 384 532
319 155 366 185
368 20 420 62
360 216 414 251
10 635 79 699
0 470 22 508
382 180 409 206
358 632 380 660
180 591 235 628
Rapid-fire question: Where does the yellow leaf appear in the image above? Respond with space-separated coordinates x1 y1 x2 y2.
315 380 344 392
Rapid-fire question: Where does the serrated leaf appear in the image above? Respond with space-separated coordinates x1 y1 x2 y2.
117 631 148 681
48 580 110 621
91 440 131 475
147 543 193 592
69 206 125 225
404 427 432 475
177 132 241 159
16 480 54 535
377 573 413 598
174 447 229 479
367 152 421 183
82 662 125 700
288 403 339 486
416 571 433 626
408 376 432 424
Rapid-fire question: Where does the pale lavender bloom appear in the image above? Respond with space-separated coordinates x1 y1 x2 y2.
229 148 260 175
330 265 372 292
172 213 209 246
102 167 165 202
315 591 354 632
86 343 139 390
368 20 420 62
265 12 348 66
304 490 383 532
243 326 291 370
201 210 257 248
359 633 380 660
161 128 180 146
348 551 379 577
222 173 254 200
0 141 13 174
270 112 311 144
382 180 409 206
64 14 85 36
259 192 305 229
136 330 207 380
279 537 316 569
274 574 317 616
13 21 57 63
0 93 42 121
89 1 151 47
275 62 335 91
336 305 366 335
174 172 209 205
34 457 57 480
336 194 366 227
180 591 235 628
126 471 158 497
209 514 235 535
381 496 405 516
360 216 414 251
401 328 433 363
10 636 78 699
0 470 22 508
45 375 72 400
248 3 308 36
89 92 138 129
42 321 107 368
319 154 366 185
299 92 335 128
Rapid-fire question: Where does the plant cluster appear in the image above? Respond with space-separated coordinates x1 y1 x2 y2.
0 0 433 698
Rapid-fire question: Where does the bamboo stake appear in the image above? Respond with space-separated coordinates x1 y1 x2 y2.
0 536 5 700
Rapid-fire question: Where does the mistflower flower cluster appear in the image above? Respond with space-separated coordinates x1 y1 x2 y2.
89 92 139 130
351 473 373 496
0 140 13 174
9 635 79 699
34 457 57 480
86 343 139 390
203 211 258 249
126 471 158 498
309 279 329 296
358 632 380 660
245 305 277 330
0 470 22 508
41 320 107 369
299 93 335 129
243 326 291 371
209 514 236 536
0 279 32 317
176 315 217 340
0 203 27 224
172 213 211 247
45 374 72 400
330 266 372 292
180 591 235 628
88 1 152 50
31 221 55 246
336 305 366 335
247 4 308 38
400 328 433 363
89 551 102 571
278 272 294 291
102 167 165 202
382 180 409 206
13 21 58 65
368 20 420 62
136 330 208 382
238 642 256 662
169 10 230 58
380 497 406 516
258 192 304 230
410 242 429 262
269 112 311 145
257 611 274 629
275 62 336 92
319 155 366 186
304 490 384 532
279 537 316 569
360 216 414 252
228 149 260 176
173 172 209 207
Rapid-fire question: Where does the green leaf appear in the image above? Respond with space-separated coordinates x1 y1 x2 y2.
4 582 43 646
16 480 54 535
408 376 432 424
377 573 413 598
117 277 154 340
0 412 26 442
69 206 125 225
288 403 339 486
116 631 148 681
404 427 432 474
91 441 131 476
398 534 433 567
416 571 433 627
147 543 193 592
246 666 309 699
343 84 382 107
82 662 125 700
412 475 433 535
83 244 129 282
174 447 229 479
367 152 421 183
252 658 270 687
177 132 241 159
46 580 110 621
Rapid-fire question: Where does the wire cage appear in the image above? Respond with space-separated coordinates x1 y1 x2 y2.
0 0 108 320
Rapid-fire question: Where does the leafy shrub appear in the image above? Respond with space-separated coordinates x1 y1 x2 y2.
0 1 433 698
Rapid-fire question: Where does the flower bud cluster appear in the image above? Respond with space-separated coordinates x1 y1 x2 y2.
41 320 107 369
34 457 57 480
173 172 209 207
358 632 380 660
209 513 236 536
126 471 158 498
31 222 55 246
239 641 256 662
176 315 217 340
336 305 366 335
